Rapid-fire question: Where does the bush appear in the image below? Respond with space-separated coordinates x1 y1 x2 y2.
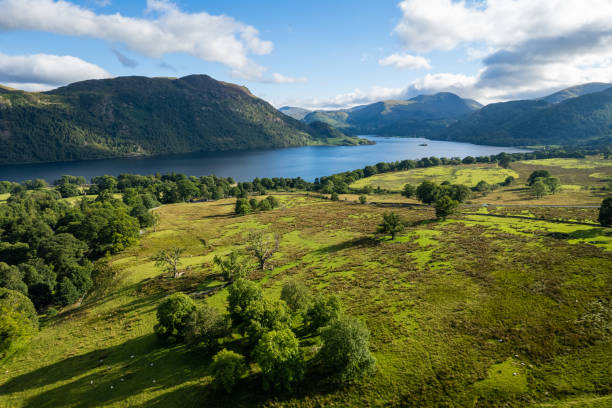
305 294 342 330
0 288 39 360
210 349 247 392
186 304 230 349
154 293 196 343
318 316 376 383
257 199 272 211
527 170 551 185
280 281 312 314
474 180 491 192
235 198 251 215
243 298 291 343
359 195 367 204
265 196 280 208
402 184 416 198
57 277 80 306
330 192 339 201
377 212 405 240
254 329 304 391
435 195 459 220
599 197 612 227
227 279 263 324
416 181 440 204
213 251 249 282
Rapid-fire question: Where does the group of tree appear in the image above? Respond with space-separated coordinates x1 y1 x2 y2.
0 188 150 310
527 170 561 198
235 196 280 216
154 278 375 393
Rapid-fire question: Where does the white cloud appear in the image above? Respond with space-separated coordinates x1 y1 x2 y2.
378 53 431 69
268 73 307 84
0 0 274 79
0 52 111 91
277 85 405 110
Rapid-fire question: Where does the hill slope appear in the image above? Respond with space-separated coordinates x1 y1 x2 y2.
0 75 356 164
436 87 612 146
541 82 612 104
278 106 311 120
303 92 482 136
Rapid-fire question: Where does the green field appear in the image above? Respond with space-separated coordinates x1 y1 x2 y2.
520 158 612 169
1 193 610 407
0 193 9 203
350 164 519 190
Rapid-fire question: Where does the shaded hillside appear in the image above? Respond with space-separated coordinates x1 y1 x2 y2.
435 87 612 147
0 75 356 164
303 92 482 136
278 106 311 120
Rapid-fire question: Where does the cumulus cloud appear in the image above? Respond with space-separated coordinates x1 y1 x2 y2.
0 0 274 80
378 53 431 69
390 0 612 102
112 49 138 68
0 52 111 91
277 85 406 110
267 73 307 84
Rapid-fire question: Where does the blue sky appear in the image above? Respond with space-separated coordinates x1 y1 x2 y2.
1 0 611 108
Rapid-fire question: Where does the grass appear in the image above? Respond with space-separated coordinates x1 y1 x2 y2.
519 158 612 169
350 163 519 190
1 192 610 407
0 193 9 203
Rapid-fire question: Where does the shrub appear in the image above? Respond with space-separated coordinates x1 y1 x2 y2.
243 298 291 343
435 195 459 220
318 316 376 383
527 170 551 185
265 196 280 208
210 349 247 392
474 180 491 192
0 288 39 360
227 279 263 324
359 195 367 204
254 329 304 391
402 184 416 198
305 294 342 330
416 181 440 204
235 198 251 215
377 212 405 240
213 251 249 282
280 281 312 314
57 277 80 306
154 293 196 343
257 199 272 211
330 192 339 201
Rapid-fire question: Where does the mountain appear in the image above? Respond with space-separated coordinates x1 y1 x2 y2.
278 106 311 120
303 92 482 136
434 87 612 147
0 75 362 164
541 82 612 104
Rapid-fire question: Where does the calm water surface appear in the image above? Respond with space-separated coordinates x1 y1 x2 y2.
0 137 529 182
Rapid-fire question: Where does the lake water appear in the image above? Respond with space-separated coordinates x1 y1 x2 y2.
0 137 529 183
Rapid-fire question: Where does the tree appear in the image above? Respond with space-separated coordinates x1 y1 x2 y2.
235 198 251 215
185 304 230 349
0 262 27 295
265 196 280 208
530 180 548 198
462 156 476 164
281 281 312 314
435 195 458 220
254 329 304 391
210 349 247 392
305 294 342 330
213 251 250 282
330 192 339 201
318 316 376 383
359 195 367 204
416 181 440 204
474 180 491 193
243 298 291 343
0 288 39 360
246 231 280 270
57 277 79 306
154 293 196 343
377 212 404 240
154 247 185 278
544 177 561 194
527 170 551 185
227 278 263 324
599 197 612 227
258 199 272 211
402 184 416 198
499 155 512 169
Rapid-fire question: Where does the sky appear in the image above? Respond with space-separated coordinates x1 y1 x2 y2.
1 0 612 109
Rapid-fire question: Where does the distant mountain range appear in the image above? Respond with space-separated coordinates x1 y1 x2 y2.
0 75 367 164
300 92 482 136
280 83 612 147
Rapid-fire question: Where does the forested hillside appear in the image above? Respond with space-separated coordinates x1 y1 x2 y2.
0 75 360 164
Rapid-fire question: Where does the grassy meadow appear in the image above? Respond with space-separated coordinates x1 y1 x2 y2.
1 189 610 407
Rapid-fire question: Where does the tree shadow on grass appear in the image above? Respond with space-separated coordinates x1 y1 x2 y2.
312 236 378 256
2 334 216 408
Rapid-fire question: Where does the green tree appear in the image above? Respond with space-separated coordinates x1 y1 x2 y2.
499 155 512 169
359 195 367 204
544 177 561 194
154 247 185 278
254 329 304 391
305 294 342 330
246 231 280 270
154 293 196 343
416 181 440 204
401 184 416 198
527 170 551 185
57 277 80 306
281 281 312 315
599 197 612 227
330 192 339 201
185 304 230 349
227 278 263 324
265 196 280 208
235 198 251 216
243 298 291 343
530 180 548 198
210 349 247 392
213 251 250 282
435 195 459 220
474 180 491 193
257 199 272 211
318 316 376 383
0 262 27 295
0 288 39 360
377 212 404 240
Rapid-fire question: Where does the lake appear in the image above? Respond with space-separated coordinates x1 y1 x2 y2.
0 137 529 183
